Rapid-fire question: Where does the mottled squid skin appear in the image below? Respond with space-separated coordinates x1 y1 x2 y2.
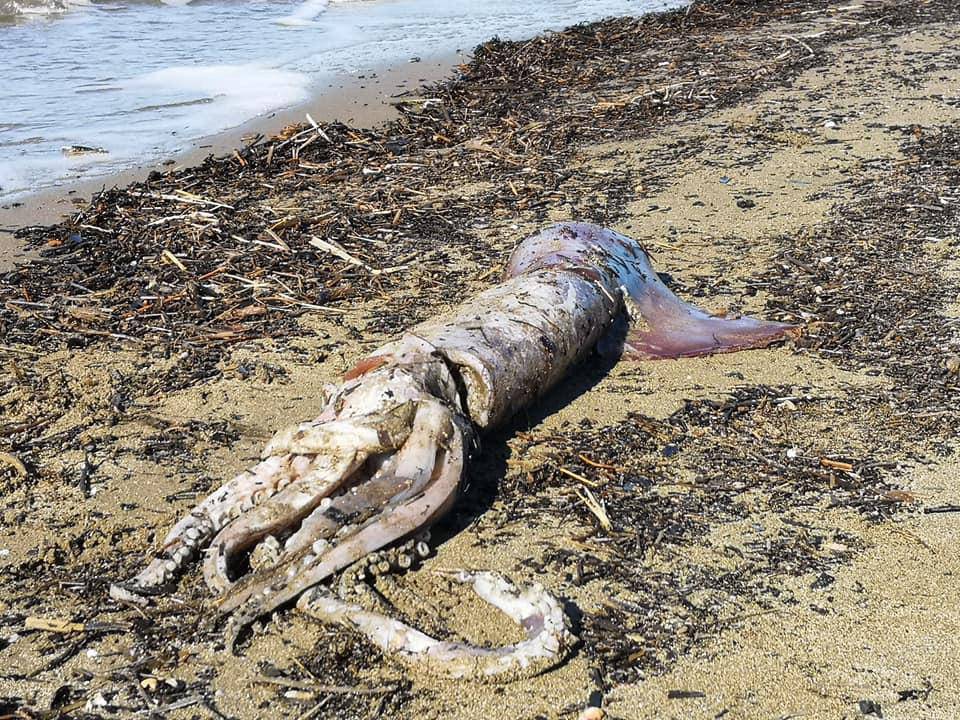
111 223 796 679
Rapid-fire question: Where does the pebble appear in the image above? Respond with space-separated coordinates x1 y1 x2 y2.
85 693 108 712
284 690 316 701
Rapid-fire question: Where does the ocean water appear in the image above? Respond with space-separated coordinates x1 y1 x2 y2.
0 0 682 200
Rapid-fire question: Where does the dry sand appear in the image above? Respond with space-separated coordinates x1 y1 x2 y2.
2 3 960 720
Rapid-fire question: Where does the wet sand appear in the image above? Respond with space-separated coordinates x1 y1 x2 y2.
2 2 960 719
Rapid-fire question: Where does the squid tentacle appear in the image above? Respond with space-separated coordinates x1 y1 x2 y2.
109 350 460 607
221 401 468 650
297 571 575 680
109 454 296 602
277 405 447 559
201 405 418 594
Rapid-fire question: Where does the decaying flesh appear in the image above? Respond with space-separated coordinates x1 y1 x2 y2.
298 571 571 680
111 222 796 679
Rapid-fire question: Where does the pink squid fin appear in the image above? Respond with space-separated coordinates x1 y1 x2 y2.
609 274 798 361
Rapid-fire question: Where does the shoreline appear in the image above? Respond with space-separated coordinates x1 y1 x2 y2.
3 2 960 718
0 53 462 271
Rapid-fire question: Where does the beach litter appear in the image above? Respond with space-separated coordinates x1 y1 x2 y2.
60 145 108 157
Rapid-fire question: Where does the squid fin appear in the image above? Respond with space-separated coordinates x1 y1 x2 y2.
606 273 798 360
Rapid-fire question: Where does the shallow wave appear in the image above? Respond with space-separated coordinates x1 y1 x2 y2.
0 0 90 19
277 0 364 26
276 0 329 26
126 64 312 120
0 0 357 21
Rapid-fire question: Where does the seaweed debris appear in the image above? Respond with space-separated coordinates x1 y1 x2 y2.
501 385 879 685
2 0 946 378
763 124 960 443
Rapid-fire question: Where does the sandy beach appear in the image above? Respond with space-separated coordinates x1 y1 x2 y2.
2 1 960 718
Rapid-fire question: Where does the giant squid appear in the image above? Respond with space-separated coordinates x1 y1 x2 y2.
111 222 796 679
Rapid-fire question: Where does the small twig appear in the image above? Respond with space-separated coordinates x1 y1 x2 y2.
0 452 27 478
923 504 960 514
296 697 331 720
578 454 620 471
575 486 612 531
776 34 815 57
558 466 601 488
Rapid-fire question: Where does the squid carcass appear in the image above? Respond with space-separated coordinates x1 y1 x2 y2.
111 222 796 679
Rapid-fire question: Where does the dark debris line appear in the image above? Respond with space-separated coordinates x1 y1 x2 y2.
765 125 960 437
503 386 871 685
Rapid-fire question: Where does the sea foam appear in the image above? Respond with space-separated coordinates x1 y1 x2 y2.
276 0 361 27
276 0 329 26
0 0 90 19
126 64 312 129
